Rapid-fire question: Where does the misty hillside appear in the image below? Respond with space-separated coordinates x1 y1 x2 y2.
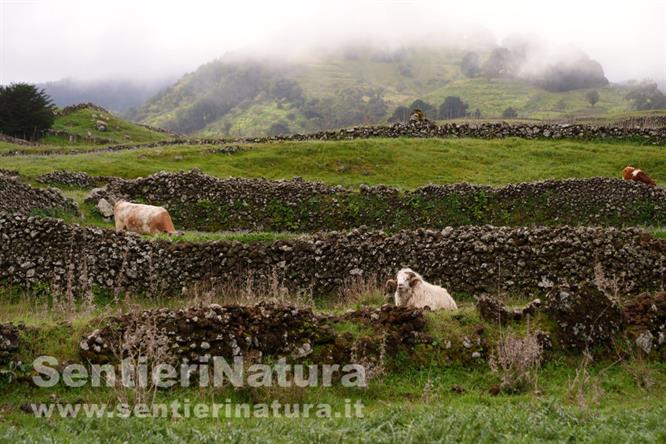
134 45 640 137
39 78 175 114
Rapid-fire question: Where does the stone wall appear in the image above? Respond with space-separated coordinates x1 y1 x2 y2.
0 175 79 216
0 169 19 178
0 133 37 146
2 119 665 158
1 214 663 296
88 170 666 231
36 170 117 188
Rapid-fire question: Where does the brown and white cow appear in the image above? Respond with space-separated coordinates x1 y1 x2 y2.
113 200 180 235
623 166 656 187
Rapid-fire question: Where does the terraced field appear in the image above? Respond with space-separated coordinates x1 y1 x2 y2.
0 120 665 443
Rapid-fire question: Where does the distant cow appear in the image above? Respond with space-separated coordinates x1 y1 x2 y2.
113 201 179 235
623 166 656 187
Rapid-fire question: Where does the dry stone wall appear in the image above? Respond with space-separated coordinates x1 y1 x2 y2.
36 170 117 188
79 303 430 365
88 170 666 231
2 119 665 158
0 175 79 216
1 214 663 297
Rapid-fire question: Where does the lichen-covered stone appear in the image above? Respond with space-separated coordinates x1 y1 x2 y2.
623 291 666 354
545 284 624 350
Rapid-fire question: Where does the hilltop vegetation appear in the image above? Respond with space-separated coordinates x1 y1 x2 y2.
42 106 173 145
135 46 649 137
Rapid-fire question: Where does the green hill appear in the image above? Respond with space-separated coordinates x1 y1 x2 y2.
42 105 173 145
135 46 640 137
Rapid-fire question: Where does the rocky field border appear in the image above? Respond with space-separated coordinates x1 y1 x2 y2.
0 174 79 216
87 170 666 231
1 213 663 297
2 117 665 157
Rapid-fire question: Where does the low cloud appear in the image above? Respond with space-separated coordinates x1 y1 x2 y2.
1 0 663 88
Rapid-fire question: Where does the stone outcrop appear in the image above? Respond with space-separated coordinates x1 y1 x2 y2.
54 102 110 117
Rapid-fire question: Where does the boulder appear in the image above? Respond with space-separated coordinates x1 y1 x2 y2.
623 291 666 354
96 198 114 218
545 284 624 350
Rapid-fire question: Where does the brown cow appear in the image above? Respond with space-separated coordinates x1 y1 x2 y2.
113 200 180 235
623 166 656 187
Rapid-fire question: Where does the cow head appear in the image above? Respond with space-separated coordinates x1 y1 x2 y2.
622 166 635 180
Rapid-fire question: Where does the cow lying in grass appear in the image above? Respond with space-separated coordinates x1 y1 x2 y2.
385 268 458 311
623 166 656 187
113 200 180 235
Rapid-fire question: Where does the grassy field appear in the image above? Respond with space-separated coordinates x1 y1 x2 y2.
0 291 664 443
425 79 631 120
3 137 665 189
1 375 664 443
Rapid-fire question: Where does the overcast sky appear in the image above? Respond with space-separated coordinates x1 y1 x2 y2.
1 0 664 86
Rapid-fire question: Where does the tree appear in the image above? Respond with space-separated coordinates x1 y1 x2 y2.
473 108 482 119
438 96 468 119
172 98 231 133
482 47 517 78
408 99 437 119
460 52 481 78
0 83 55 140
388 106 411 123
586 90 600 107
270 79 304 105
502 107 518 118
535 58 608 92
267 122 290 136
624 82 666 110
